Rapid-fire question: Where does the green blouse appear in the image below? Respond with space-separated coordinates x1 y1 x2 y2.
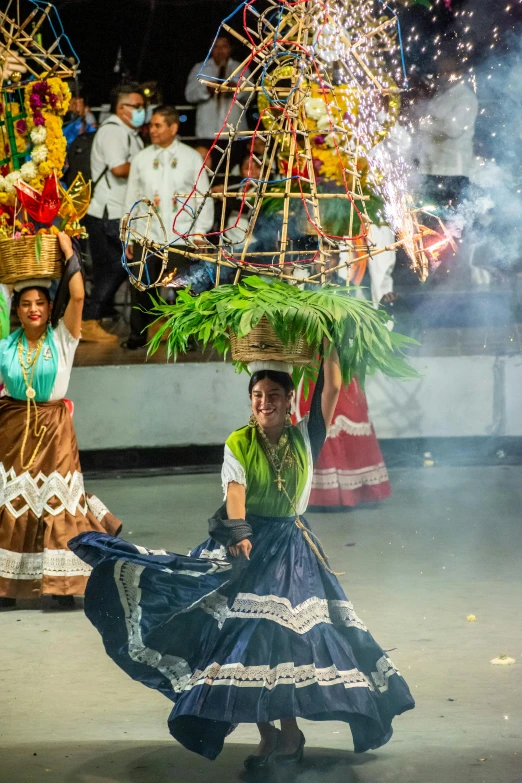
223 421 312 518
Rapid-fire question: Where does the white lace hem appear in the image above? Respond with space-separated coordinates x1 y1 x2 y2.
328 415 373 438
0 547 92 580
312 464 389 491
186 660 376 692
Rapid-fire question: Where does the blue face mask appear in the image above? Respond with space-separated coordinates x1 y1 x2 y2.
130 108 146 128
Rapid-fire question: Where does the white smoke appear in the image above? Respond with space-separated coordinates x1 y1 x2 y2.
444 37 522 273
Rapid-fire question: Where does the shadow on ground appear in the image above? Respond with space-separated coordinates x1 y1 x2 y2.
3 740 518 783
0 742 375 783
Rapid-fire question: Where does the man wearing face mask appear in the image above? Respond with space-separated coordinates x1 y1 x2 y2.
82 84 145 342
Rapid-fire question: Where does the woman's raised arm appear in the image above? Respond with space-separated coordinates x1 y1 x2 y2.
58 232 85 339
321 338 342 431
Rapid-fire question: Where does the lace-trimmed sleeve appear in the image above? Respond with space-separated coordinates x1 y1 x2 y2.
221 444 247 500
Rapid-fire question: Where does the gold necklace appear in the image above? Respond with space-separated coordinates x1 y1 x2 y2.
252 418 296 493
18 330 47 399
17 329 48 470
251 415 343 576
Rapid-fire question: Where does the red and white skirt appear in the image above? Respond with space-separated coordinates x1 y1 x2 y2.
296 378 391 509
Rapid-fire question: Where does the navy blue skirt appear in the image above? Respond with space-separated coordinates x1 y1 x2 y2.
69 514 414 760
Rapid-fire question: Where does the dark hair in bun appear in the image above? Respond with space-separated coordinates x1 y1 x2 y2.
248 369 294 396
14 286 52 310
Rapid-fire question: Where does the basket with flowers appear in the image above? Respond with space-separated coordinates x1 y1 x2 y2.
0 75 90 283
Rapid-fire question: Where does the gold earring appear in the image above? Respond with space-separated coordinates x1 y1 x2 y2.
285 412 292 428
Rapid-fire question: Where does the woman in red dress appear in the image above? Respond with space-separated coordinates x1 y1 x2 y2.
296 376 391 510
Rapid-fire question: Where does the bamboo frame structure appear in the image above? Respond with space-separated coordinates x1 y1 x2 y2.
123 0 452 290
0 0 79 92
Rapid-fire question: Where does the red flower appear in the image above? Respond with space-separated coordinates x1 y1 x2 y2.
15 176 61 225
15 119 27 134
32 81 50 96
30 94 44 109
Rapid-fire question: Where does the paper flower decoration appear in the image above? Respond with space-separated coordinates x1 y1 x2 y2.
58 173 92 223
15 175 61 224
304 97 328 121
30 126 47 145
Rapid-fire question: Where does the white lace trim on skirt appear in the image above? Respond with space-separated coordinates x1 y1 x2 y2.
187 656 399 694
113 561 399 697
0 463 90 519
0 547 92 579
193 591 368 633
328 415 373 438
312 464 389 491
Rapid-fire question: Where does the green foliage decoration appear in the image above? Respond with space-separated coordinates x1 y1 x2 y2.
147 276 419 387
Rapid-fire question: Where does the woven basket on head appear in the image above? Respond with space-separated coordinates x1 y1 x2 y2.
0 235 63 284
230 317 315 366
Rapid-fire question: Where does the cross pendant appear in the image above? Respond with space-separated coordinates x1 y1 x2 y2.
276 475 285 492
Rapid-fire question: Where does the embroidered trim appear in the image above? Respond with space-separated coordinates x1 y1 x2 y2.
199 545 229 561
133 545 229 577
187 661 373 692
87 495 110 522
0 464 90 519
135 544 169 556
194 592 368 634
328 415 373 438
113 563 397 697
371 655 399 693
0 547 91 580
312 464 389 491
114 560 192 693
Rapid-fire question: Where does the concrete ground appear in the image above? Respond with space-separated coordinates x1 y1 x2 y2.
1 466 522 783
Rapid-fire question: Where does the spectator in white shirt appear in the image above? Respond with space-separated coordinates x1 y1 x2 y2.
185 35 249 140
123 106 214 349
82 84 145 342
415 57 478 208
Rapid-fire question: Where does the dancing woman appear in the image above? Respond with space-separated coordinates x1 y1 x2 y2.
70 346 414 766
0 233 121 609
296 376 391 510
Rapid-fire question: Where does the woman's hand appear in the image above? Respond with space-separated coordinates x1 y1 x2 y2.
57 231 74 261
228 538 252 559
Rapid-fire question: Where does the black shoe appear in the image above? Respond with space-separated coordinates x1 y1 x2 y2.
121 338 147 351
0 597 16 609
51 595 75 610
275 731 305 766
244 729 281 770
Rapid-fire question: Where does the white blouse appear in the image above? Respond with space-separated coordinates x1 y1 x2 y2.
221 416 314 515
0 320 79 401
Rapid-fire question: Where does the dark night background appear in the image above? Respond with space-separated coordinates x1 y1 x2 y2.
48 0 522 109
